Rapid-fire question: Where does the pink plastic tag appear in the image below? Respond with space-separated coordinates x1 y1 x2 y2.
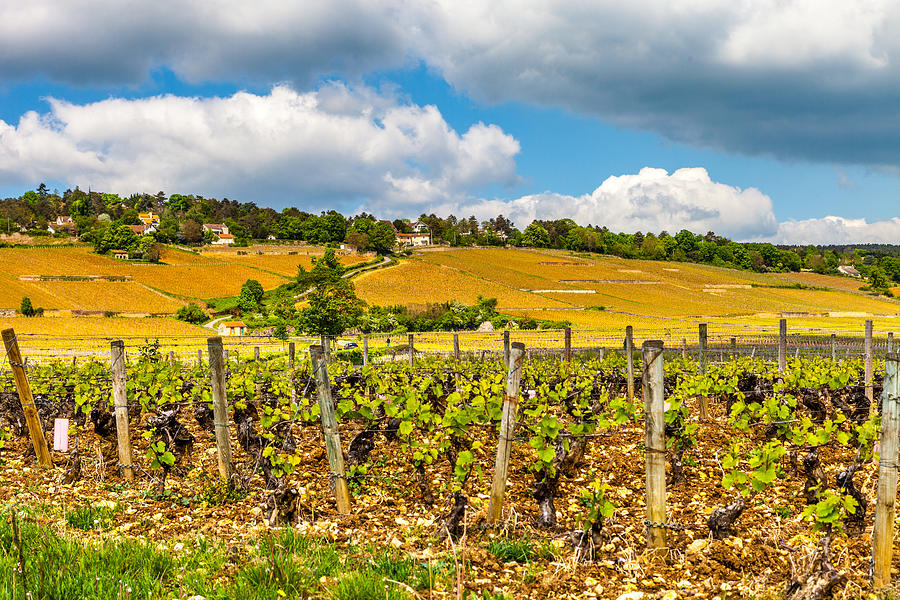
53 418 69 452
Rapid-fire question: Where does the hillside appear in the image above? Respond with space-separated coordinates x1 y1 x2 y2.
0 245 369 314
354 247 900 334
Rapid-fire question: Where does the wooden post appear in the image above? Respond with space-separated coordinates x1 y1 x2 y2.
2 329 51 467
197 349 202 366
873 351 900 587
488 342 526 523
324 336 331 363
207 337 234 481
778 318 787 373
730 337 736 358
625 326 634 403
866 320 874 409
642 340 666 551
503 330 510 368
681 338 687 360
361 337 369 366
168 351 175 366
310 345 351 514
698 324 708 419
831 333 836 362
408 333 415 367
698 324 708 374
288 342 295 369
564 327 572 362
254 346 260 362
110 341 134 481
888 332 894 354
453 333 460 362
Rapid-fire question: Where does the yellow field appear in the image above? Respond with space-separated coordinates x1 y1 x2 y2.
0 245 368 311
354 259 570 309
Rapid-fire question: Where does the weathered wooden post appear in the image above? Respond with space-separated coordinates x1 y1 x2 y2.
778 318 787 373
488 342 526 523
503 330 511 368
730 337 737 358
625 326 635 402
889 332 895 354
681 338 687 360
254 346 260 362
866 319 874 409
207 337 234 481
288 342 295 369
408 333 415 367
197 348 203 366
110 341 134 481
698 324 709 419
309 345 351 514
361 336 369 366
564 327 572 362
2 329 51 467
873 351 900 587
168 351 175 366
831 333 836 362
453 333 460 362
642 340 666 551
698 324 708 374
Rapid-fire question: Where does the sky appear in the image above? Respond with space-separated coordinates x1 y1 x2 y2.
1 1 900 244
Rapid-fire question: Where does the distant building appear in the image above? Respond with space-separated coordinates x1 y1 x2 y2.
203 223 229 236
111 249 129 260
838 265 862 278
211 233 235 245
218 320 247 336
138 212 160 226
396 231 432 247
127 224 147 236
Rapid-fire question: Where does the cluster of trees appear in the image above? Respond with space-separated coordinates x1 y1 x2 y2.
3 186 899 293
19 296 43 317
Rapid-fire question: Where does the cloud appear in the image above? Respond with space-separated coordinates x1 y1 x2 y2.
5 3 900 166
0 1 413 86
764 216 900 245
0 84 520 214
415 1 900 166
449 167 779 241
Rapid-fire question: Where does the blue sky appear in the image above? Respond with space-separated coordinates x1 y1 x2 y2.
1 2 899 243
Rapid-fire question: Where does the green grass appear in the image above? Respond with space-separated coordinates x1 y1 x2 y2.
0 512 442 600
65 502 119 531
487 536 553 564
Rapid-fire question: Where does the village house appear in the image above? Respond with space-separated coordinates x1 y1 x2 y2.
47 215 77 234
111 249 129 260
138 212 160 227
218 320 247 336
397 231 432 247
202 223 229 236
211 233 235 245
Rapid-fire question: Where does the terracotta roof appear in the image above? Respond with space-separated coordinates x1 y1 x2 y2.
221 321 246 327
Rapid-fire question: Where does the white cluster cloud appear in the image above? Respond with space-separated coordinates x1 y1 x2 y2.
0 84 520 214
5 1 900 165
766 216 900 245
452 167 779 241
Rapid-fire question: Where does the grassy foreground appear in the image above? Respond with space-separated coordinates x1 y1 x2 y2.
1 509 467 600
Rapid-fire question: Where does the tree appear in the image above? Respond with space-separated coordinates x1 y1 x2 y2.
368 221 397 254
237 279 265 313
94 222 139 254
182 220 203 244
521 222 550 248
296 248 365 335
175 302 208 324
20 296 35 317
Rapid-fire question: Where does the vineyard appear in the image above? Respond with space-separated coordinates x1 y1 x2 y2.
1 324 899 600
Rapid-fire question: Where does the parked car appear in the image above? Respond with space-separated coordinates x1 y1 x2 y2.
336 340 358 349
